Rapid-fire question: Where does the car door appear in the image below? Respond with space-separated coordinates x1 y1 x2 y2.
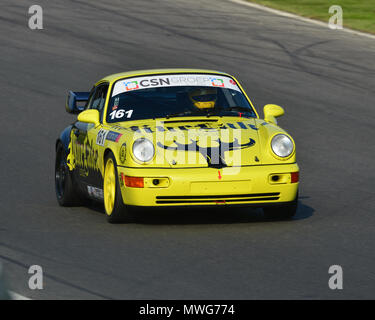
71 83 109 193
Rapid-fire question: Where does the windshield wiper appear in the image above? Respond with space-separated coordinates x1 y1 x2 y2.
206 106 254 117
165 110 208 119
225 106 253 113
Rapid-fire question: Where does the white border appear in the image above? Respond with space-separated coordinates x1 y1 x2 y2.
228 0 375 40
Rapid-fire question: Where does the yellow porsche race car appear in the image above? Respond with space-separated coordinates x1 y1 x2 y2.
55 69 299 223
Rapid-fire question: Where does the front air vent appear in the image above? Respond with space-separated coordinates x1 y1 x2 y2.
155 192 280 204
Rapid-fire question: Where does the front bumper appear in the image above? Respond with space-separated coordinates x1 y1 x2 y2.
117 163 299 207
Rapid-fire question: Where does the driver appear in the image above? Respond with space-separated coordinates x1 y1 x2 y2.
188 88 217 111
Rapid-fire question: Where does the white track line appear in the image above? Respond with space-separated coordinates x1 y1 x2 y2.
228 0 375 40
9 291 31 300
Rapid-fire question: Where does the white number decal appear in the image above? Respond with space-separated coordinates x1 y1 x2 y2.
125 109 133 118
109 109 133 120
116 109 125 118
96 129 109 146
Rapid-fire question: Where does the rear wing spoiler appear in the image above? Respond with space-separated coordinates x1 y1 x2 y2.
65 91 90 114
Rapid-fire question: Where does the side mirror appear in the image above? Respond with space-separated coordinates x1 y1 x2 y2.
66 91 90 114
263 104 285 125
77 109 100 127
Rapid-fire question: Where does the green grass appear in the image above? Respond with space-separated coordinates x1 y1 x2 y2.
247 0 375 34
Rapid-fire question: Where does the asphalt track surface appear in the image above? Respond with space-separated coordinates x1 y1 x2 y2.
1 0 375 300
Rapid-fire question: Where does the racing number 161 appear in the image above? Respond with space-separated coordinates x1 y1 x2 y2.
109 109 133 120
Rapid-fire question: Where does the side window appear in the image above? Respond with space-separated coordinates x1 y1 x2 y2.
90 84 109 114
85 87 96 110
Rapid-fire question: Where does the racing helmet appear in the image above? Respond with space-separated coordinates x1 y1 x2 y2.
188 88 217 109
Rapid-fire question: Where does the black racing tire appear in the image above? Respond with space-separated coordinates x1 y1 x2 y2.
263 191 298 220
103 152 132 223
55 142 85 206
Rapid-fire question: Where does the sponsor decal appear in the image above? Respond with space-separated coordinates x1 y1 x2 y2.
87 185 104 200
106 131 123 143
139 78 170 87
67 139 75 170
96 129 122 146
119 143 127 163
124 80 139 91
112 97 119 110
69 132 100 173
112 74 241 97
210 77 224 87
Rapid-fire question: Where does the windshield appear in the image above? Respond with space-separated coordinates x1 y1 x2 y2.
106 74 256 123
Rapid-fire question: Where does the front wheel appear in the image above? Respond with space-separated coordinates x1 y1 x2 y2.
103 153 132 223
263 192 298 220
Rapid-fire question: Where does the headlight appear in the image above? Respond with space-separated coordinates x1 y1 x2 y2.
132 138 155 162
271 134 294 158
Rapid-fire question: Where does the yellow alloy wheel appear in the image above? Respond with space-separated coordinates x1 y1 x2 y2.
104 158 116 215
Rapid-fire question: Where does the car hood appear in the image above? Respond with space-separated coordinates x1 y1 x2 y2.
115 117 264 168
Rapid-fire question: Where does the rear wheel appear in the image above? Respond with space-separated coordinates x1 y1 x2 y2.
103 153 131 223
55 143 84 206
263 192 298 220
